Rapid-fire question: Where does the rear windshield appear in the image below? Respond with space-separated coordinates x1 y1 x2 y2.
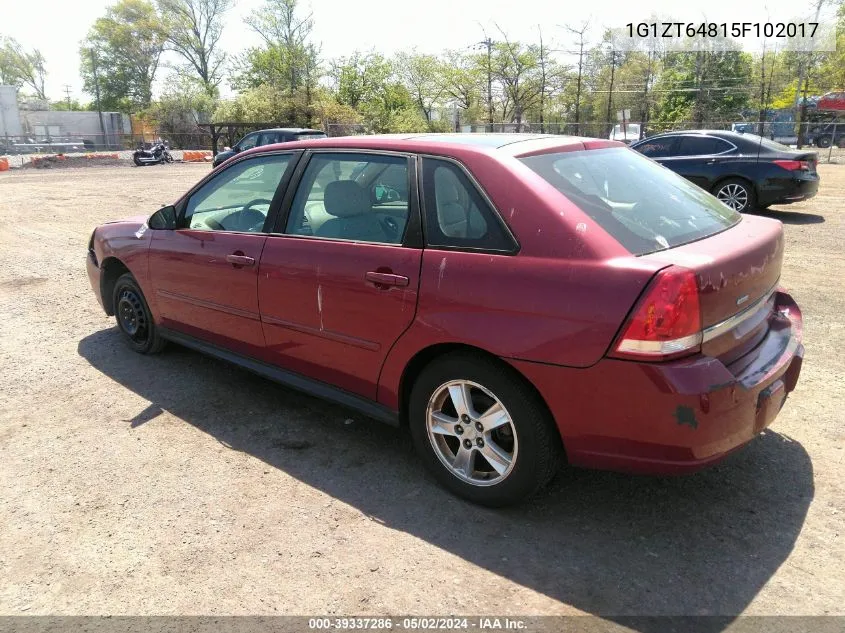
520 147 741 255
754 136 793 152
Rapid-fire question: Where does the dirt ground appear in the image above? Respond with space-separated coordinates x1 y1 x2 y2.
0 163 843 624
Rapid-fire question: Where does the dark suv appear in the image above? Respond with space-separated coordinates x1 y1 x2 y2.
212 128 327 167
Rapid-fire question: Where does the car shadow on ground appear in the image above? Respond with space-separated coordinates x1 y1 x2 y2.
78 328 814 631
751 208 825 224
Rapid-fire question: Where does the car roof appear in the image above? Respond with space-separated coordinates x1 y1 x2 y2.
244 133 624 159
634 130 746 142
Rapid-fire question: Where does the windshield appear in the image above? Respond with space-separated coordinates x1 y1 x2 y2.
613 124 640 135
520 147 741 255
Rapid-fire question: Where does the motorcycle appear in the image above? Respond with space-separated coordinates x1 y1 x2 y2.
133 140 173 166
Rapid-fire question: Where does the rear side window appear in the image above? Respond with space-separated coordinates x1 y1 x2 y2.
421 158 516 252
295 132 328 140
520 148 741 255
676 136 732 156
634 137 675 157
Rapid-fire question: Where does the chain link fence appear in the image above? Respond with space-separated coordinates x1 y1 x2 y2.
3 121 843 164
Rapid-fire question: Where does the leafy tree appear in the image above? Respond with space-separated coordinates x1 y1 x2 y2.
80 0 166 110
0 36 48 100
158 0 230 96
441 50 485 124
146 76 216 147
394 51 446 123
235 0 320 124
492 36 544 129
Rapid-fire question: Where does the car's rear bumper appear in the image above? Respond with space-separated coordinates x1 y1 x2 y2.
86 252 105 312
757 173 820 206
510 291 804 474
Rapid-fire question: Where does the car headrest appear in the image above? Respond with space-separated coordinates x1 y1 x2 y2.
324 180 368 218
434 168 462 206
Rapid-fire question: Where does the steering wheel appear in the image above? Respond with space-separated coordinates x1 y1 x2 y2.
380 215 400 241
235 198 272 232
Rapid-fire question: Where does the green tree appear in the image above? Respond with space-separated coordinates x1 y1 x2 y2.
80 0 166 110
158 0 231 96
394 51 446 123
234 0 320 125
441 49 485 125
0 36 48 100
492 36 544 129
146 76 216 147
651 48 753 129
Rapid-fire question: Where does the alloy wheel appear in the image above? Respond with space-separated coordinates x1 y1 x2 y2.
716 183 749 211
425 380 518 487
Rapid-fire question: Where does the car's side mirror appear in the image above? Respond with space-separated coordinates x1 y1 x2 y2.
149 205 177 230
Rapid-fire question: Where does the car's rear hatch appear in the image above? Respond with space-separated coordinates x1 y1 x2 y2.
641 214 783 365
518 145 787 367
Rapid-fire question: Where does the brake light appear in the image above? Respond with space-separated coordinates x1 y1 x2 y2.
773 159 809 171
611 266 702 361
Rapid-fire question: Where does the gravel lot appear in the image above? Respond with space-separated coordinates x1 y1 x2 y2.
0 163 843 622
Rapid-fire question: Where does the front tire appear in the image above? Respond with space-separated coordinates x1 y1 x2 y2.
409 352 561 507
713 178 755 213
816 135 832 149
112 273 165 354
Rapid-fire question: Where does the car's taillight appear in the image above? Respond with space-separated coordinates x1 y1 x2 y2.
611 266 702 361
773 159 809 171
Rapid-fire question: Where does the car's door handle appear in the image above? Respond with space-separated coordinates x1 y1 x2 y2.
226 253 255 267
365 271 409 287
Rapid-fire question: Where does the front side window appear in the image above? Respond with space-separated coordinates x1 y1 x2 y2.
237 133 259 151
182 154 292 232
421 159 516 252
520 147 741 255
283 153 410 245
634 137 675 157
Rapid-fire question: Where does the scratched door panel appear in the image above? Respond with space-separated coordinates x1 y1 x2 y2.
257 236 421 399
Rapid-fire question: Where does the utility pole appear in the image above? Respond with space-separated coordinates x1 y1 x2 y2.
795 0 826 148
88 48 108 149
62 84 72 110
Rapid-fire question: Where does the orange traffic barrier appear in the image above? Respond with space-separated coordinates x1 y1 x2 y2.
0 157 9 172
182 150 210 162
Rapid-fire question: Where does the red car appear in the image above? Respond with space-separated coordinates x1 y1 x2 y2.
87 134 804 506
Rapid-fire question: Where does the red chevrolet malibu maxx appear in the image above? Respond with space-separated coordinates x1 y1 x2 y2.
86 134 804 506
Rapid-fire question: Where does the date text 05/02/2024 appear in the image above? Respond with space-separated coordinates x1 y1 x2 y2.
308 617 528 630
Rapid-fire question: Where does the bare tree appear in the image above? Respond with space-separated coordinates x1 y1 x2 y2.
563 21 590 132
157 0 231 96
494 26 543 131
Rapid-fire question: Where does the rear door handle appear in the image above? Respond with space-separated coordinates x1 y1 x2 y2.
365 271 409 287
226 254 255 267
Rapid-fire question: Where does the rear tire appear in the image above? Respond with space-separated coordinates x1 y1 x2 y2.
408 352 561 507
132 154 144 167
816 135 832 149
112 273 166 354
713 178 755 213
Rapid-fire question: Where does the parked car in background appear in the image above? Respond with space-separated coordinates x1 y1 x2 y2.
631 130 819 212
609 123 641 144
87 133 804 506
212 128 327 167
